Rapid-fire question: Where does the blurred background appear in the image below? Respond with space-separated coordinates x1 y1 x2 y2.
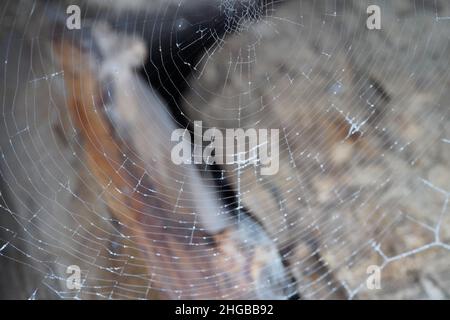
0 0 450 299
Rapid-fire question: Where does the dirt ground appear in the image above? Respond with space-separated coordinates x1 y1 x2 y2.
182 0 450 299
0 0 449 299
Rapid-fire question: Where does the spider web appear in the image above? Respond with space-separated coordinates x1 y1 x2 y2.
0 0 450 300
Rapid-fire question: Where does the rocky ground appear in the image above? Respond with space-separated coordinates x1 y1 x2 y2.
182 0 450 299
0 0 449 299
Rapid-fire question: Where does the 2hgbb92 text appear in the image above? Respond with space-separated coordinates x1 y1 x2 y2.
175 303 274 317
